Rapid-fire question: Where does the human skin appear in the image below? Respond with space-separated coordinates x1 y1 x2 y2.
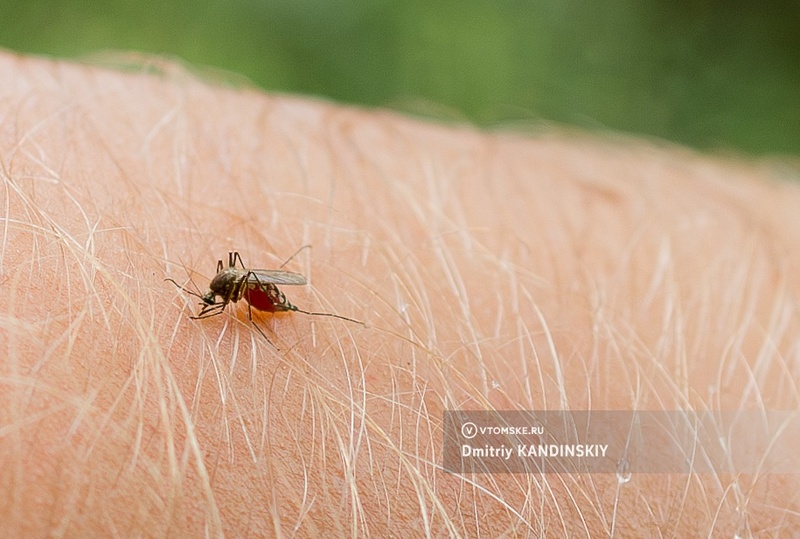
1 51 799 536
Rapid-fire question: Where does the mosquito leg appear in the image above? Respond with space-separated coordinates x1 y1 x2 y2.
240 270 279 347
244 291 277 348
292 307 366 326
278 245 311 270
191 302 226 319
232 251 246 270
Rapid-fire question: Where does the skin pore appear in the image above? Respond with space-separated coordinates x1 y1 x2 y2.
1 52 799 536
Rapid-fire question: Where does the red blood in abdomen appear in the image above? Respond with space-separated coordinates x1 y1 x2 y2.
244 286 277 312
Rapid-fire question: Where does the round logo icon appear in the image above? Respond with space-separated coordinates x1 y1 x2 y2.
461 422 478 439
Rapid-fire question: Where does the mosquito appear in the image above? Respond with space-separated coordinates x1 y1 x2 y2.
166 250 364 342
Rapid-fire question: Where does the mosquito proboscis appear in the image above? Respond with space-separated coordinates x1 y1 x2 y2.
166 250 364 342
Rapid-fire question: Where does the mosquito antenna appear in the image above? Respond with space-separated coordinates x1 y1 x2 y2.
165 252 208 299
165 277 205 300
278 244 312 270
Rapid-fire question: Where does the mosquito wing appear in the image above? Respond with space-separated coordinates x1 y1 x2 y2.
246 269 308 286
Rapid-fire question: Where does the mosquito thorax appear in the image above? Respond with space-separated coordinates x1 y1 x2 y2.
208 268 240 297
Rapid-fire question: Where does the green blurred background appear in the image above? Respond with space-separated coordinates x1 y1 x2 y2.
2 0 798 156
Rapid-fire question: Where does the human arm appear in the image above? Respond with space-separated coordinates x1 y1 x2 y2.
1 52 799 536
